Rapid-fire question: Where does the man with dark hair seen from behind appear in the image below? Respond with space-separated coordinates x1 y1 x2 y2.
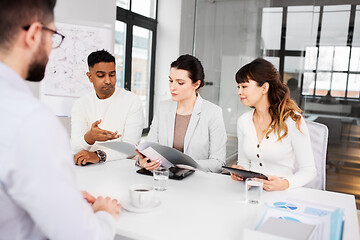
71 50 144 165
0 1 121 239
287 78 300 106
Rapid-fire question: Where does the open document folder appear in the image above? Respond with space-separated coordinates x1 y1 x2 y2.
99 141 203 171
254 198 344 240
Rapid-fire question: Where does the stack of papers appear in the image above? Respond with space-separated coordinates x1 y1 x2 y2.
255 199 344 240
258 217 316 240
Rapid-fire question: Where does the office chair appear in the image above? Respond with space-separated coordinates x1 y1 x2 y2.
300 120 329 190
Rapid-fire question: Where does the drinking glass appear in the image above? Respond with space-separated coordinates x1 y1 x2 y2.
153 167 169 191
245 178 263 204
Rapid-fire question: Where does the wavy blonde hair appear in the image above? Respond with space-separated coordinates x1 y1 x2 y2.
235 58 302 140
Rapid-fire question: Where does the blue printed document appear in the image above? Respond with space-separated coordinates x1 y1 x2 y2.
256 198 344 240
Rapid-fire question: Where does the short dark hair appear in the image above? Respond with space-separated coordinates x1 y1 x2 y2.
286 78 298 90
171 54 205 89
87 50 116 68
0 0 56 50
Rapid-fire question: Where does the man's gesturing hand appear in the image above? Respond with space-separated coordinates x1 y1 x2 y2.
84 119 121 145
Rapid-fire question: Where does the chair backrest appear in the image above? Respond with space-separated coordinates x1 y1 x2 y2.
300 120 329 190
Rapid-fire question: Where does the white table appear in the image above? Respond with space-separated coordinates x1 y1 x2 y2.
75 160 360 240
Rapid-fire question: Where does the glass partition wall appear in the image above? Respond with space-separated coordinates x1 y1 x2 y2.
193 0 360 208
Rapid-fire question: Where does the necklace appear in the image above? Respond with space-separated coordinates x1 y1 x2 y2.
254 119 270 134
253 113 271 133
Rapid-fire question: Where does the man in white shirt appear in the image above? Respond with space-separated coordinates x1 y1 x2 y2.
71 50 144 165
0 0 121 239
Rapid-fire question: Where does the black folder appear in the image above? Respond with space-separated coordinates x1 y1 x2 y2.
136 166 195 180
222 166 268 180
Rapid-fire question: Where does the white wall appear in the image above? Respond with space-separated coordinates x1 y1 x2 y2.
179 0 196 55
54 1 116 26
153 0 183 113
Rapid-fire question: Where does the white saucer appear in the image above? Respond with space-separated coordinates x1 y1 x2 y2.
122 198 161 213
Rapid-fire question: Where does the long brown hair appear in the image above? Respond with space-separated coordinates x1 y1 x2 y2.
235 58 302 140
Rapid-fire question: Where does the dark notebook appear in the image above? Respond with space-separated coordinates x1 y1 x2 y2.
136 166 195 180
222 166 268 180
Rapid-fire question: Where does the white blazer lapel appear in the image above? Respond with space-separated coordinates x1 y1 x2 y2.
183 95 203 153
167 100 177 147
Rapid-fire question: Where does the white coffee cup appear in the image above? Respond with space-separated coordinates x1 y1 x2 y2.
129 184 154 208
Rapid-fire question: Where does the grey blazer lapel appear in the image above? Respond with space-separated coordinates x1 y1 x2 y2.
183 95 203 153
167 101 177 147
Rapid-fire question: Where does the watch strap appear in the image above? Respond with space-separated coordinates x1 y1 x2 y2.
95 150 106 163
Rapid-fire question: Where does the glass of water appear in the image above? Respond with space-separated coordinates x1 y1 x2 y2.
153 167 169 191
245 178 263 204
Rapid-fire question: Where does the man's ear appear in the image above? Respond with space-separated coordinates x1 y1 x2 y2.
24 23 42 51
262 82 269 94
86 72 92 82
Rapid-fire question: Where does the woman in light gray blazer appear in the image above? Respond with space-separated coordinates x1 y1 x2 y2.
137 54 227 173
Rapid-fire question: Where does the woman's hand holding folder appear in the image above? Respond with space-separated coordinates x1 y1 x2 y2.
229 165 245 181
136 150 162 171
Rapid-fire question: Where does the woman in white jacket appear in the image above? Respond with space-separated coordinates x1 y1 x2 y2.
137 55 227 173
231 58 316 191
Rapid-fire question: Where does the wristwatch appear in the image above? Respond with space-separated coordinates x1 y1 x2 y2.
95 150 106 163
